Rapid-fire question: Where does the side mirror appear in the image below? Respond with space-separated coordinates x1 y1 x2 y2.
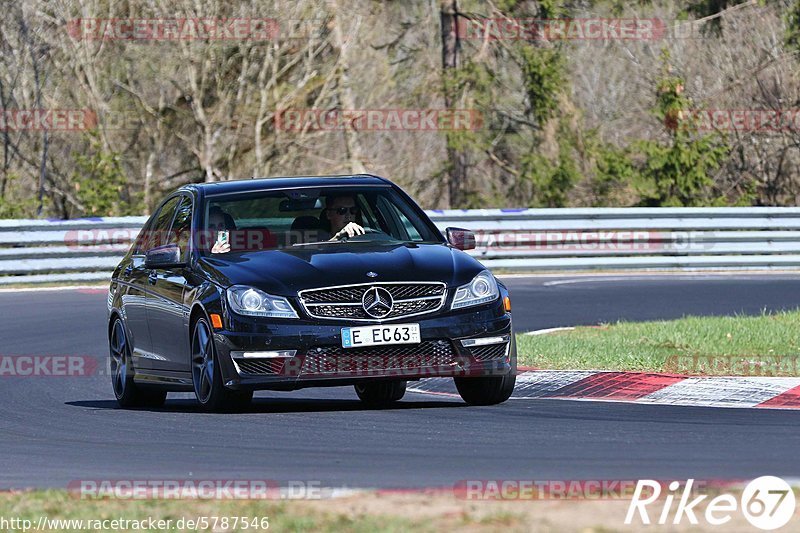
446 227 476 251
144 243 185 269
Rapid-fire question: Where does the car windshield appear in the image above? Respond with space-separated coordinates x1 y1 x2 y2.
200 186 442 255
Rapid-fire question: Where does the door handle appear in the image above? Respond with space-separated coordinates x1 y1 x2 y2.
148 270 158 285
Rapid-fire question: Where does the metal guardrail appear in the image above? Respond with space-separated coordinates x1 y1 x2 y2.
0 217 147 285
432 207 800 271
1 208 799 285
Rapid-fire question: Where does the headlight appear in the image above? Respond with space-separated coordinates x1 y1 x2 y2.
226 285 299 318
451 270 499 310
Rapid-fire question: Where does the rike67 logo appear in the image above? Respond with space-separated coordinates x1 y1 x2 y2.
626 477 796 530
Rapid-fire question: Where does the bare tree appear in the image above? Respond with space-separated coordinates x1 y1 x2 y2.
439 0 467 207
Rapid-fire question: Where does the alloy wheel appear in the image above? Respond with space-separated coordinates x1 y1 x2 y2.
192 319 215 404
110 319 128 399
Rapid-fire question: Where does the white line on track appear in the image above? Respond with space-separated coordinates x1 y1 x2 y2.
524 327 575 335
0 284 107 293
539 275 797 286
496 271 799 284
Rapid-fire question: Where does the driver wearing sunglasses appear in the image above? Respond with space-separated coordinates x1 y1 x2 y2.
324 195 367 240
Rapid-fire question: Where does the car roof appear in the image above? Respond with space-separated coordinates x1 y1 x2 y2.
179 174 391 196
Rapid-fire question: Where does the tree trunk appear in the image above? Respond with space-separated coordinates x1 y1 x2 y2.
144 151 155 214
23 16 48 217
329 1 366 175
0 78 9 199
440 0 467 208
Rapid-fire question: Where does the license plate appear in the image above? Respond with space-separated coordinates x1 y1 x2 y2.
341 324 421 348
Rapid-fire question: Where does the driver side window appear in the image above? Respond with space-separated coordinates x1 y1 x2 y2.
171 196 193 261
142 196 180 253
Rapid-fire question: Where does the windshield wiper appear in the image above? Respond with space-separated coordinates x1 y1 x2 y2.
291 241 341 247
292 237 403 246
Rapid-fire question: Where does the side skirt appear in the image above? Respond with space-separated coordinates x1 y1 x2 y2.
133 369 194 391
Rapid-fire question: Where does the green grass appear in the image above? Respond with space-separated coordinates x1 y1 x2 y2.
0 491 423 532
516 309 800 375
0 491 531 533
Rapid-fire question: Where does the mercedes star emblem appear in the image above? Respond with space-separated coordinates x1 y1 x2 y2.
362 286 394 318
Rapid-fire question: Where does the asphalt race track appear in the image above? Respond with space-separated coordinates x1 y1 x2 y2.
1 274 799 489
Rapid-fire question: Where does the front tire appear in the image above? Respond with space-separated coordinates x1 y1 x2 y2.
191 317 252 412
454 336 517 406
109 318 167 408
354 381 406 406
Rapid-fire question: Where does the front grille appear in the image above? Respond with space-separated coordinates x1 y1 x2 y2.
470 343 508 361
234 358 285 375
302 340 456 375
310 305 366 319
299 282 446 322
301 283 444 303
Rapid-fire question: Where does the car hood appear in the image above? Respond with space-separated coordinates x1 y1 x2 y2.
196 242 485 295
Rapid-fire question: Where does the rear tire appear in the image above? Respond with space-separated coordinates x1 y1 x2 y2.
191 317 252 412
354 381 406 406
454 335 517 406
109 317 167 408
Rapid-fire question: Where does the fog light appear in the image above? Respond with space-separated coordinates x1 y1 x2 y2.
460 335 509 347
231 350 297 359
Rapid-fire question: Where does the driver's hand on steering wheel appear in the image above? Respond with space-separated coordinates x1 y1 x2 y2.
331 222 366 240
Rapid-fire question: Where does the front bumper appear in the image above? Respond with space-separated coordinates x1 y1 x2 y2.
213 298 513 391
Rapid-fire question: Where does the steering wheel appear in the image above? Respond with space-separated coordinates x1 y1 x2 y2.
338 227 388 242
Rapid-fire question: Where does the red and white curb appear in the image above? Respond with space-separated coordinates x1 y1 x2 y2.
408 370 800 410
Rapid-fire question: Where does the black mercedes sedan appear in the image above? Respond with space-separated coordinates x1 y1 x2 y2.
108 174 516 411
